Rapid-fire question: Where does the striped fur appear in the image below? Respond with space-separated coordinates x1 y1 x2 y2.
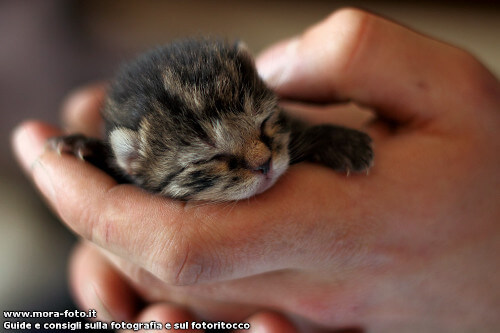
49 38 373 202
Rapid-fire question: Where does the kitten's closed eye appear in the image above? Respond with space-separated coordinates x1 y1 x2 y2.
48 38 373 201
193 154 230 165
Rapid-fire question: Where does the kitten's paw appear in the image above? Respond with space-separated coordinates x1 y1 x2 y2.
46 134 128 184
334 130 373 174
46 134 101 160
309 126 374 174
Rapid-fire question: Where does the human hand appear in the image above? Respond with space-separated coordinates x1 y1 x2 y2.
69 241 297 333
12 8 500 332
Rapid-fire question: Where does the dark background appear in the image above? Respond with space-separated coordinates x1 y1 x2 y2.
1 0 498 325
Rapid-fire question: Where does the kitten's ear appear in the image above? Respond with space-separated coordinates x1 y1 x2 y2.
109 127 141 175
234 40 258 79
235 40 250 53
235 40 254 60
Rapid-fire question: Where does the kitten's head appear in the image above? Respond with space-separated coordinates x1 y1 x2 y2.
104 39 291 201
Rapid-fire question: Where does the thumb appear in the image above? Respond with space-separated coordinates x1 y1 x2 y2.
257 8 486 125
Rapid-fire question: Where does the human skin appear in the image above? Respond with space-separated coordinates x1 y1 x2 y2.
12 8 500 333
69 241 296 333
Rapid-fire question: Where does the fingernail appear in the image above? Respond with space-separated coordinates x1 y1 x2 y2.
12 122 58 204
256 38 299 88
12 122 48 174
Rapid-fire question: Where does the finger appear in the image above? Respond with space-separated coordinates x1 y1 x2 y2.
133 306 295 333
13 122 191 283
69 242 138 322
13 121 368 285
69 243 138 321
130 303 201 333
11 121 62 175
257 8 494 125
280 101 375 130
61 83 107 138
238 312 298 333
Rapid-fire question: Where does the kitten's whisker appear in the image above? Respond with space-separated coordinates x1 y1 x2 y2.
221 200 238 217
186 200 217 209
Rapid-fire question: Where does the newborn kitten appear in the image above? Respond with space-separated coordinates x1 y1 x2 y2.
48 38 373 201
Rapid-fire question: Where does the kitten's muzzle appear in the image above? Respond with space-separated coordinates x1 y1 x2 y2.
254 158 271 175
245 139 272 174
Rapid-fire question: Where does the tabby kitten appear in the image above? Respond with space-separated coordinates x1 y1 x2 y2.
48 38 373 201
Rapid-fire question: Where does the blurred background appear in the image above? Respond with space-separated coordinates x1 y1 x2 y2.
1 0 499 329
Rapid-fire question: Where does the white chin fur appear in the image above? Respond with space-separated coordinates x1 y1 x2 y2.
238 162 289 200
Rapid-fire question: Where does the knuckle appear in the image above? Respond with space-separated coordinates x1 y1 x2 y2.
452 48 486 82
455 49 499 99
303 7 377 85
325 7 372 25
153 229 222 286
436 46 500 113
